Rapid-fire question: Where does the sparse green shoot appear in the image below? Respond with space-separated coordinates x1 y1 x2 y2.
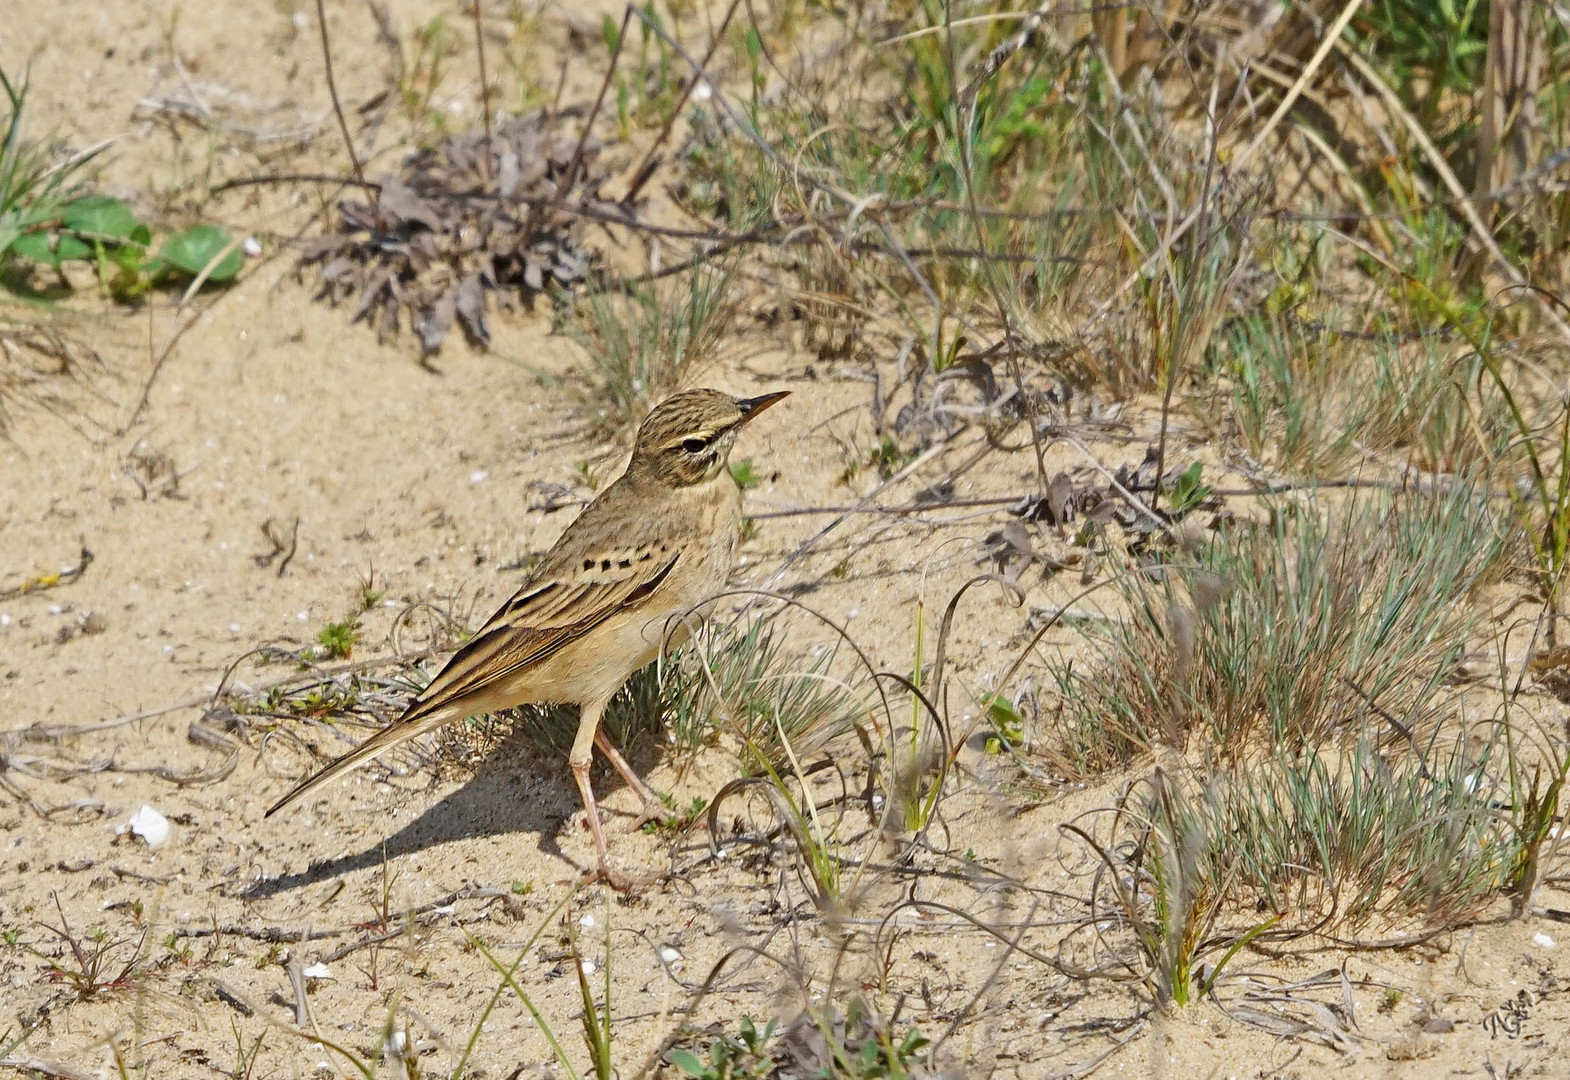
315 617 362 660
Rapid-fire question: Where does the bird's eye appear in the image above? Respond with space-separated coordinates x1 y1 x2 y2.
681 436 710 454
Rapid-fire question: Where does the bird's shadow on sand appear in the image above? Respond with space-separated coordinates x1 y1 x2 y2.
242 725 618 901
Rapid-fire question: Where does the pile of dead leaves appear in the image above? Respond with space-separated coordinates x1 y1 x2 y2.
298 110 608 356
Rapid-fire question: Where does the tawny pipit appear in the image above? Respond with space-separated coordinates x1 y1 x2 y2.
266 387 789 885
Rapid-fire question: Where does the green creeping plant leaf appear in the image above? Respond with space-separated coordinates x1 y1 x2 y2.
152 225 243 282
1168 461 1212 515
667 1048 707 1077
61 195 145 244
11 231 92 266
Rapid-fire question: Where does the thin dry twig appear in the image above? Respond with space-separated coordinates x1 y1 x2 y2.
0 1054 98 1080
313 0 375 212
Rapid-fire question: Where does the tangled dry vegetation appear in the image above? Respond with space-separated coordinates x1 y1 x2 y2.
9 0 1570 1076
298 112 601 356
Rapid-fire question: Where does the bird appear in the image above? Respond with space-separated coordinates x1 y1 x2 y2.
265 387 790 887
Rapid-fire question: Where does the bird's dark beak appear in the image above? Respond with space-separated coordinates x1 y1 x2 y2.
735 390 791 423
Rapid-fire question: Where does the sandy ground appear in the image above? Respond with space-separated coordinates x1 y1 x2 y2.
5 3 1570 1078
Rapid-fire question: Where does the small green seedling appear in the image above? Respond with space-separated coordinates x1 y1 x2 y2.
668 1015 778 1079
867 437 910 480
642 795 707 836
315 618 362 660
1165 461 1212 517
984 697 1025 754
729 458 763 491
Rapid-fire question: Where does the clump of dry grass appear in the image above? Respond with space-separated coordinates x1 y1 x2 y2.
553 260 738 438
509 612 862 773
1059 731 1516 1006
0 316 109 435
1012 479 1534 999
1044 484 1503 773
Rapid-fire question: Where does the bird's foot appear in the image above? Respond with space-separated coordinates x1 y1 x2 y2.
581 860 656 892
624 795 679 833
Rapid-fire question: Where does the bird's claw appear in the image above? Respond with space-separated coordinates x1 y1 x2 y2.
625 798 679 833
582 861 655 892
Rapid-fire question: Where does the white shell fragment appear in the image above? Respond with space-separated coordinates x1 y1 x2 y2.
242 236 262 257
303 962 335 980
1533 932 1556 949
119 805 170 846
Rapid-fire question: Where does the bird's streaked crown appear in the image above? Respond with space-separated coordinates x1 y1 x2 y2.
631 388 788 487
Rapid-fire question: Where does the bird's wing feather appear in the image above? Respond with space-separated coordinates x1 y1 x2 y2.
407 546 681 713
264 545 680 816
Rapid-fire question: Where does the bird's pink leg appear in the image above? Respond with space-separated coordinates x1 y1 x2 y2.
568 700 639 889
593 728 676 830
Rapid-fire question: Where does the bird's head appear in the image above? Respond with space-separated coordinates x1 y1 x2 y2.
631 388 790 487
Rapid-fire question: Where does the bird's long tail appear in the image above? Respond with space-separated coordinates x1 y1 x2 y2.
264 698 464 817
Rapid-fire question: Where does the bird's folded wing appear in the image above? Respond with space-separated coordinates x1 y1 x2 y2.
404 547 681 716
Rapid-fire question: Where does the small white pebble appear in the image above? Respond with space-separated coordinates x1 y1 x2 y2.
48 604 63 615
296 611 309 621
303 962 334 980
470 469 489 484
659 946 682 964
431 904 455 916
579 914 595 929
692 80 712 102
0 614 10 627
242 236 262 257
845 608 858 620
580 958 596 976
228 623 240 633
1534 932 1556 949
